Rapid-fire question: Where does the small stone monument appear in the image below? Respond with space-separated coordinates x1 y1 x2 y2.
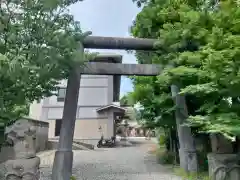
4 119 40 180
208 134 240 180
208 153 240 180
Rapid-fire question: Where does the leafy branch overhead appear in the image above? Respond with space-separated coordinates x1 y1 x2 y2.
0 0 88 123
130 0 240 137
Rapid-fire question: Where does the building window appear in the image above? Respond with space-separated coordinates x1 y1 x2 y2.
55 119 62 136
57 88 66 102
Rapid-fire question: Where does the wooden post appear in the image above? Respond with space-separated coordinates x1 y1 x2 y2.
51 44 83 180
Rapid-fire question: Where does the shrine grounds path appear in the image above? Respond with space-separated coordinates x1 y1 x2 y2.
40 138 183 180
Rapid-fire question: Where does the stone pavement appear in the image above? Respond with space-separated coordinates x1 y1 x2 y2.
39 139 183 180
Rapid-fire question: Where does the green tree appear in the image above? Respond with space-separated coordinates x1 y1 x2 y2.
131 0 240 137
130 76 175 129
131 0 240 136
130 0 240 173
120 94 130 106
0 0 96 149
0 0 88 124
179 0 240 139
120 92 135 106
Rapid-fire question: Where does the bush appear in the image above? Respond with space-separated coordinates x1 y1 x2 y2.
70 176 76 180
158 135 166 146
197 151 209 172
156 148 176 165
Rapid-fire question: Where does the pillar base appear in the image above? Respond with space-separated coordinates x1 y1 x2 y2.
52 150 73 180
179 148 198 172
208 153 240 180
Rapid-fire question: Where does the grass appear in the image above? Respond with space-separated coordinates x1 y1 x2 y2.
148 144 210 180
173 167 210 180
70 176 76 180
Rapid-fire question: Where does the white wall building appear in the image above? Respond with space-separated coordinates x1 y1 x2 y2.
29 55 126 145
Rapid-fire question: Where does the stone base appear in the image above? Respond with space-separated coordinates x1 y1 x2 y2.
5 157 40 180
207 153 240 180
179 148 198 172
52 150 73 180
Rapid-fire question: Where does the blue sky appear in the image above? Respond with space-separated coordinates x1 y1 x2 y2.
69 0 141 97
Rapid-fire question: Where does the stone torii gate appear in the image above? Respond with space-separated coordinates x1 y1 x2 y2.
52 35 197 180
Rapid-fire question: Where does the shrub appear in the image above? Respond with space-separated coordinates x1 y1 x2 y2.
156 148 176 165
197 151 209 172
158 135 166 146
70 176 76 180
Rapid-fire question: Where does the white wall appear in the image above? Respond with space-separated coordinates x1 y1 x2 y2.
29 75 113 120
78 87 108 106
57 75 108 87
47 119 112 142
47 106 108 119
29 100 43 120
45 75 109 107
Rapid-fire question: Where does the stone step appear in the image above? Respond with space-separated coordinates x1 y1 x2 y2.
72 140 95 150
47 140 93 150
72 142 92 150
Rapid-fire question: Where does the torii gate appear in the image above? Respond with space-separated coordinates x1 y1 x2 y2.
52 35 197 180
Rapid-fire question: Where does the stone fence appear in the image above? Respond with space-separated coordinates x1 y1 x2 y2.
0 118 49 163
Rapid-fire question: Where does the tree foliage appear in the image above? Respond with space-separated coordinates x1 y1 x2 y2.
131 0 240 138
0 0 88 123
120 93 134 106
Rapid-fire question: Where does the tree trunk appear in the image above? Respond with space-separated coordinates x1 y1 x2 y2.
236 136 240 153
169 129 176 153
169 129 173 152
165 131 171 151
171 128 179 164
0 124 4 151
171 85 198 173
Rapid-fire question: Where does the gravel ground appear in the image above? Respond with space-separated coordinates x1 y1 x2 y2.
40 140 182 180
